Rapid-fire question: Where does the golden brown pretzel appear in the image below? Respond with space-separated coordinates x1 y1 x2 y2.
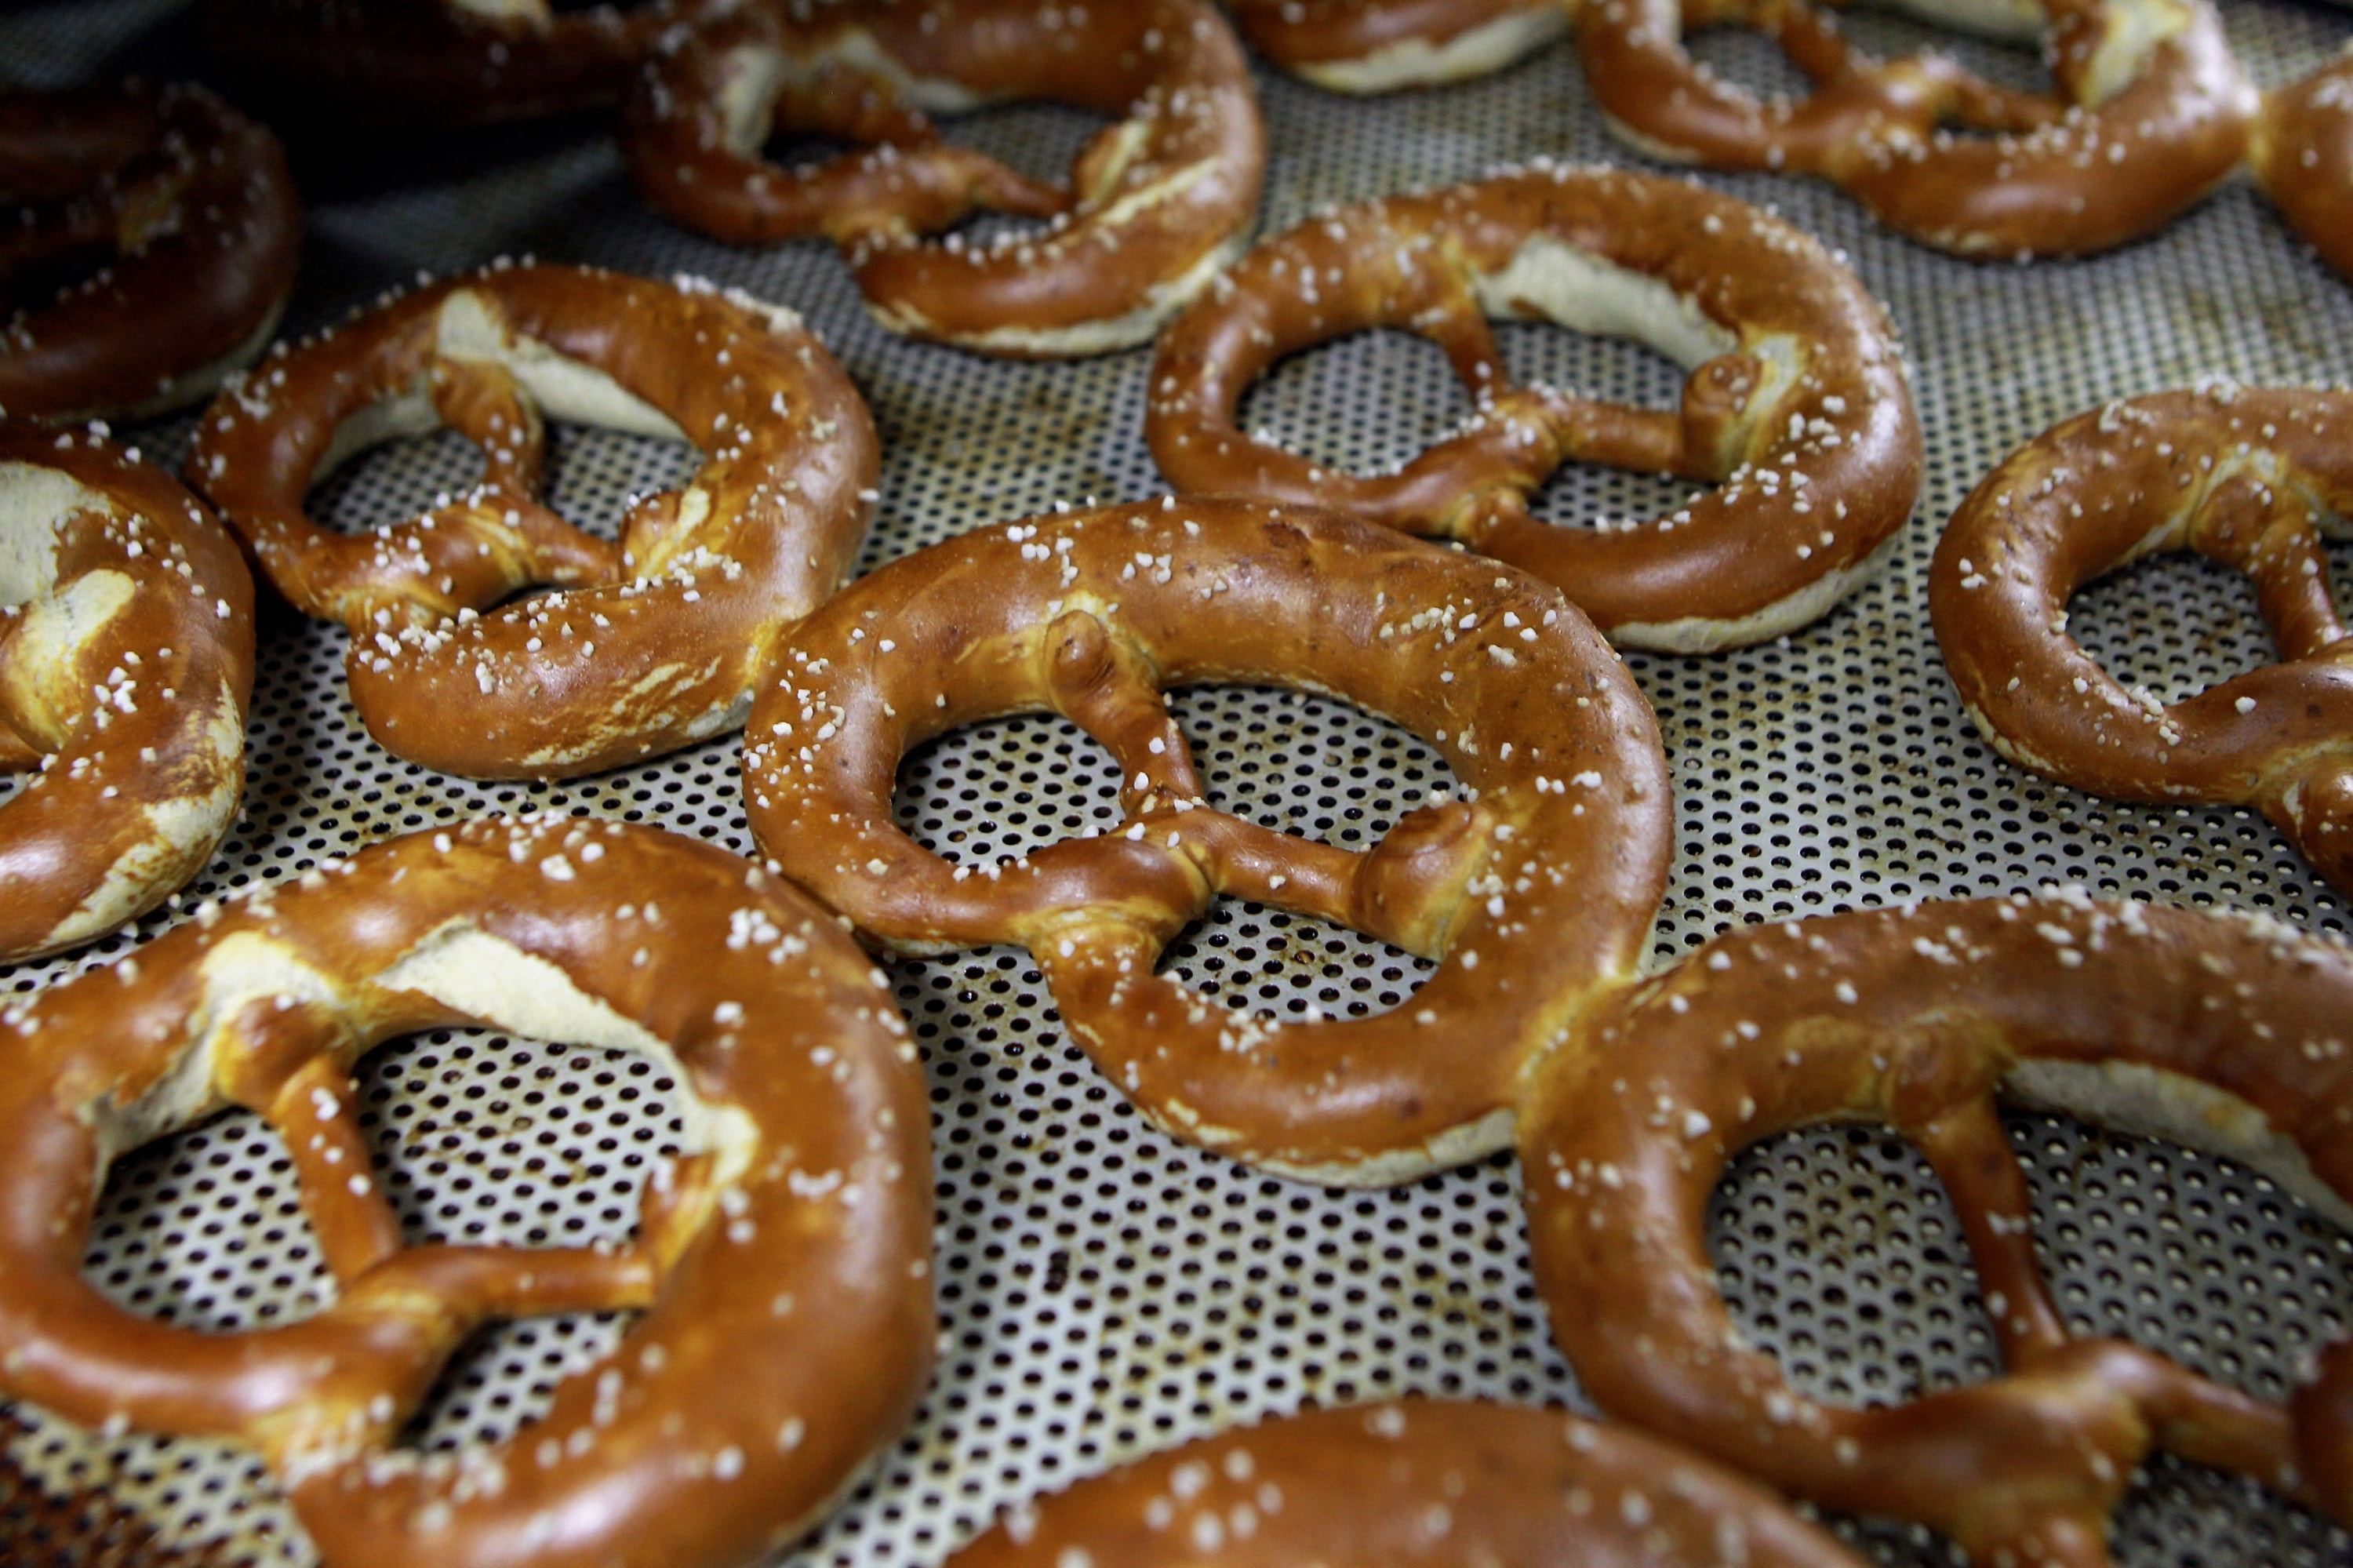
1575 0 2257 258
1521 892 2353 1568
1930 385 2353 900
0 425 253 964
189 262 876 780
0 82 300 423
2255 49 2353 282
0 817 933 1568
742 497 1673 1184
624 0 1266 357
1147 165 1921 653
948 1399 1873 1568
202 0 724 128
1223 0 1566 93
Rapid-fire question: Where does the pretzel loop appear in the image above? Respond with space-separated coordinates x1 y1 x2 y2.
1520 894 2353 1567
745 497 1672 1185
1931 386 2353 900
1224 1 1570 93
2256 53 2353 283
1148 166 1921 653
0 819 933 1568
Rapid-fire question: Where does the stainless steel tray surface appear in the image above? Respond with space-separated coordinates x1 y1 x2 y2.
5 2 2353 1563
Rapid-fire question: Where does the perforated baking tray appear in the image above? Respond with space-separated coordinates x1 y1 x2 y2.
7 2 2353 1563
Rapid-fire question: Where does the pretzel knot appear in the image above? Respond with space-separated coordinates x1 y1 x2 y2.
0 819 933 1568
1521 893 2353 1568
0 81 300 423
1574 0 2256 258
947 1400 1872 1568
2254 50 2353 283
624 0 1266 357
0 426 253 963
190 263 877 780
743 497 1672 1186
1931 385 2353 900
1224 0 1567 94
1147 166 1920 653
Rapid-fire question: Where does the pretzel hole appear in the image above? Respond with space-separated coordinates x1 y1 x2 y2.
1678 2 2048 105
1238 327 1470 476
893 711 1123 868
2063 548 2293 707
1490 318 1707 531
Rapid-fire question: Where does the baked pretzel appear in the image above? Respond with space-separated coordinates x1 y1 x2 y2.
202 0 722 128
625 0 1265 357
2254 49 2353 282
0 425 253 964
949 1399 1871 1568
0 817 933 1568
1147 165 1921 653
1522 892 2353 1567
0 82 300 423
1223 0 1566 93
1930 385 2353 900
1575 0 2257 258
189 262 877 780
742 497 1673 1185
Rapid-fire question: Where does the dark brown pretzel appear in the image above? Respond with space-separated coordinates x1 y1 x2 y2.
1224 0 1566 93
949 1399 1872 1568
189 262 877 780
1575 0 2257 258
0 425 254 963
1148 165 1921 652
1930 385 2353 900
1522 893 2353 1568
624 0 1266 357
2255 50 2353 282
743 497 1672 1185
202 0 726 128
0 817 933 1568
0 82 300 423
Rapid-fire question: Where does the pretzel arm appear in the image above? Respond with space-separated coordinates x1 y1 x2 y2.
265 1057 407 1283
1911 1092 2069 1362
2187 469 2349 661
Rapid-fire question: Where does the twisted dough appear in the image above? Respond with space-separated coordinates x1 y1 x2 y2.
0 82 300 422
0 426 253 962
1931 384 2353 899
950 1399 1871 1568
0 818 933 1568
743 497 1672 1184
190 263 876 779
1149 164 1920 652
1523 892 2353 1568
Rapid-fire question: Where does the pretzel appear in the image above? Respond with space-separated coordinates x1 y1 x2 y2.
1223 1 1566 93
1573 0 2257 258
1522 891 2353 1567
1930 384 2353 900
2254 50 2353 282
1147 165 1920 653
624 0 1265 357
949 1399 1872 1568
742 497 1672 1185
0 817 933 1568
0 82 300 423
188 262 877 780
202 0 722 128
0 425 253 964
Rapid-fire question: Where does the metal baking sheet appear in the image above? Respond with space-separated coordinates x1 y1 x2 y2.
5 2 2353 1563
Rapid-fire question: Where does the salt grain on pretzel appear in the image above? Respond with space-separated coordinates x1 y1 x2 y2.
0 425 253 964
1522 892 2353 1567
625 0 1266 357
190 262 876 780
0 817 933 1568
743 497 1672 1185
1224 0 1566 93
1148 165 1919 652
0 82 300 423
2254 49 2353 282
1931 384 2353 900
1575 0 2257 258
203 0 724 128
949 1399 1872 1568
